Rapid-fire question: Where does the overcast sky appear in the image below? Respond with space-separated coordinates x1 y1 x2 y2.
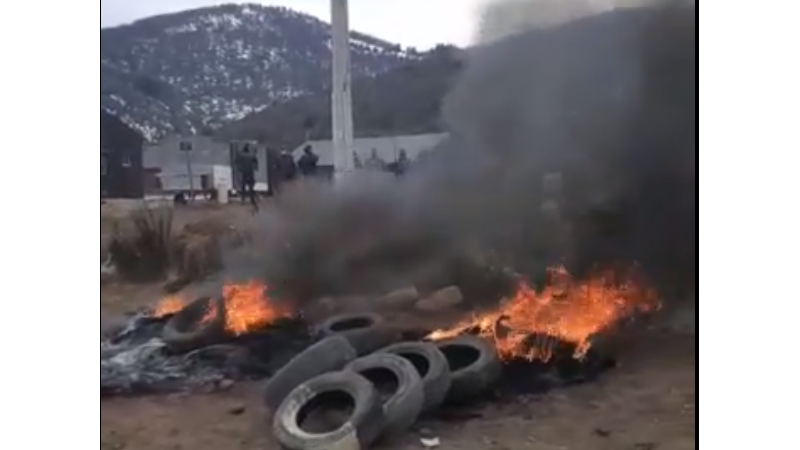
100 0 487 48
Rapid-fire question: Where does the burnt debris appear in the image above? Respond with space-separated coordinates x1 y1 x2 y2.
101 314 312 397
101 311 614 403
426 332 616 422
436 331 615 405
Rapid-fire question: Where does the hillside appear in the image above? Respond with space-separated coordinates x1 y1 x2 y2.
218 45 465 147
101 3 421 140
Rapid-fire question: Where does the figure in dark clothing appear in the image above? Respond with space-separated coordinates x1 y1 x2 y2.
353 151 363 169
395 149 410 176
236 145 259 210
297 145 319 177
387 149 411 177
365 148 386 171
279 150 297 182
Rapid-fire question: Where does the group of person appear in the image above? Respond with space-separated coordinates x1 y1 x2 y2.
234 144 320 209
274 145 320 183
234 144 414 210
354 148 411 176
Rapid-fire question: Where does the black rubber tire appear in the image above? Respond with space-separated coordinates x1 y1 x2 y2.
272 371 385 450
264 335 358 412
379 341 452 412
162 297 227 353
344 353 424 440
435 335 503 402
316 312 398 356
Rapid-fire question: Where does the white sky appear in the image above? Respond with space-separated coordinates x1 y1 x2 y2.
100 0 488 49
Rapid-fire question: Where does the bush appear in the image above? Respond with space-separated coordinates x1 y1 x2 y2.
108 204 175 282
173 233 223 281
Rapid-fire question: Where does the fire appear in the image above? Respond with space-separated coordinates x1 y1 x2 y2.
199 298 220 324
221 281 290 336
151 281 290 336
152 295 187 317
428 266 660 362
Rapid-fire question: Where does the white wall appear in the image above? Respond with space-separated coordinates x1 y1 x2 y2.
144 135 230 170
293 133 448 166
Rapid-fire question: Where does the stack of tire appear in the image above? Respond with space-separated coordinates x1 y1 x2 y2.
263 312 503 449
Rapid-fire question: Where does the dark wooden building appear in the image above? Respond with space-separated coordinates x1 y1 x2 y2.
101 110 145 199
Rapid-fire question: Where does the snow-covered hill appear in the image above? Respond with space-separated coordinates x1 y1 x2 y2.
101 4 421 141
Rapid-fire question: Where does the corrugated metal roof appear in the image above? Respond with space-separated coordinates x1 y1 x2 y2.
292 133 448 166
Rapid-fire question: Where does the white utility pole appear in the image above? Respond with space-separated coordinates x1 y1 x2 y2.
330 0 355 182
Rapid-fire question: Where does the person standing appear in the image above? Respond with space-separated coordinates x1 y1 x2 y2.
279 149 298 182
364 148 385 171
395 149 410 176
298 145 319 177
236 145 259 210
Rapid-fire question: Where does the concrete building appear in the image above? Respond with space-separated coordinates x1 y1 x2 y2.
292 133 447 172
144 135 270 193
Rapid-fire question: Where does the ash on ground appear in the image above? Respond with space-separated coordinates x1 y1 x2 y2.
101 310 616 401
101 314 311 397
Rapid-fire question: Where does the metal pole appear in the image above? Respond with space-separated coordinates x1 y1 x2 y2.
331 0 355 183
181 140 195 201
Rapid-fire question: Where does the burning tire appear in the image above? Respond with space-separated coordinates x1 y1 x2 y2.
317 313 397 356
264 336 358 412
162 297 227 353
435 335 503 402
344 353 424 441
379 341 452 412
272 371 385 450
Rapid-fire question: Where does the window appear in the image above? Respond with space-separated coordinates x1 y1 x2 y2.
121 152 132 168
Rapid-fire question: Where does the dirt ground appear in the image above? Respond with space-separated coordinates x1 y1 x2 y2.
101 204 696 450
101 332 695 450
102 294 695 450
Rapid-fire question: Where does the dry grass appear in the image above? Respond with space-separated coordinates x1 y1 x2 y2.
102 200 257 232
101 215 119 235
107 205 176 282
101 283 167 316
102 202 258 290
101 200 264 321
170 232 224 286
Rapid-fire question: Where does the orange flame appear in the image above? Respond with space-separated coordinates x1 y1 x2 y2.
152 296 187 318
151 281 290 336
428 266 660 362
221 281 290 336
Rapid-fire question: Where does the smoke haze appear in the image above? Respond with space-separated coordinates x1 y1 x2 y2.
251 0 697 307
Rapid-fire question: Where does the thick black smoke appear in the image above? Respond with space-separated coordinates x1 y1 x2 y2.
254 0 697 305
438 0 697 294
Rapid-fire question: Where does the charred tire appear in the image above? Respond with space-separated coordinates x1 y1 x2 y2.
435 335 503 402
379 341 452 412
162 297 226 353
317 312 397 356
272 371 385 450
264 336 358 412
344 353 424 440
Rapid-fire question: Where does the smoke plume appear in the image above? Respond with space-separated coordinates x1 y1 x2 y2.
252 0 697 306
